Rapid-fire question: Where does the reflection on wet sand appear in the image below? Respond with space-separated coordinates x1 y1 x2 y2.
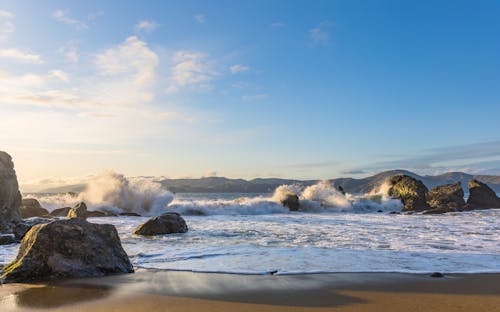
14 284 112 308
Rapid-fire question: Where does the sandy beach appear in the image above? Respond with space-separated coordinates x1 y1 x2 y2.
1 271 499 311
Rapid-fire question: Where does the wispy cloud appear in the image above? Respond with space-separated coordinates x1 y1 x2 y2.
95 36 159 85
284 161 339 169
166 51 217 93
0 9 14 39
135 20 159 33
270 22 284 27
242 93 268 101
53 9 89 30
49 69 70 82
230 64 249 74
309 21 331 45
0 48 43 63
194 13 206 24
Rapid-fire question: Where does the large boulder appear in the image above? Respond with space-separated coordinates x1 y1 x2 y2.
13 217 52 240
0 151 22 233
465 179 500 210
50 207 72 217
281 193 300 211
388 175 430 212
134 212 188 236
1 218 133 283
19 198 50 218
67 202 88 219
425 182 465 213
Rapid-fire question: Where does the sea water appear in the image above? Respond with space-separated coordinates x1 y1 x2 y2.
1 191 499 275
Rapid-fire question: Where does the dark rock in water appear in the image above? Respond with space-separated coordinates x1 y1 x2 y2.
0 234 16 245
119 212 141 217
1 218 133 283
422 208 450 215
19 198 50 218
14 217 52 240
86 210 108 218
50 207 72 217
0 151 22 233
377 209 383 213
430 272 444 278
425 182 465 213
389 211 400 214
281 194 300 211
388 175 430 212
67 202 88 219
134 212 188 236
338 186 346 195
465 179 500 210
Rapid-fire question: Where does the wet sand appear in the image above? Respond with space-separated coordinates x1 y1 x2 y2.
1 270 499 311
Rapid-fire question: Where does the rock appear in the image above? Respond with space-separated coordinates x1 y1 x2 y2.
338 186 346 195
119 212 141 217
86 210 109 218
13 218 52 240
1 218 134 283
50 207 72 217
422 208 450 215
0 234 16 245
19 198 50 218
430 272 444 278
425 182 465 213
0 151 22 233
388 175 430 212
67 202 88 219
465 179 500 210
134 212 188 236
280 193 300 211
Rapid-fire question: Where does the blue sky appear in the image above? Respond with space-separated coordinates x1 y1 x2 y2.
1 0 500 186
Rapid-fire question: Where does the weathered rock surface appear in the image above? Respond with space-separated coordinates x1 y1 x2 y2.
425 182 465 213
465 179 500 210
1 218 133 282
0 151 22 233
280 194 300 211
134 212 188 236
388 175 430 212
0 234 16 245
19 198 50 218
50 207 72 217
13 218 52 240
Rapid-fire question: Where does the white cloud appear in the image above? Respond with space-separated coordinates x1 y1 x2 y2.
309 21 331 45
167 51 217 93
58 44 79 63
49 69 70 82
0 48 43 64
242 93 268 101
270 22 284 27
135 20 158 33
52 9 88 30
230 64 249 74
194 13 206 24
95 36 159 85
0 9 15 19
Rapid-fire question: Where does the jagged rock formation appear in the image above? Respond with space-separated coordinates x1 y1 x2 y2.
50 207 72 217
0 151 22 233
1 218 133 282
425 182 465 213
465 179 500 210
19 198 50 218
13 218 52 240
388 175 430 212
67 202 89 219
134 212 188 236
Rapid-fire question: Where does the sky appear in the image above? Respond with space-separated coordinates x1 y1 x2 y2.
1 0 500 188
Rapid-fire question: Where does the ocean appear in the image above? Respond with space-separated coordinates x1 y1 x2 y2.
1 189 499 275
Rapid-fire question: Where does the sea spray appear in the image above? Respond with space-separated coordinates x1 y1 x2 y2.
30 171 174 216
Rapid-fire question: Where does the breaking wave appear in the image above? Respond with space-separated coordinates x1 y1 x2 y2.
28 174 401 216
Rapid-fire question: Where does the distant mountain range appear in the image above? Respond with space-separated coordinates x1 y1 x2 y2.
33 170 500 194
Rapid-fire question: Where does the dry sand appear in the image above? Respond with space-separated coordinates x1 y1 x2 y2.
1 270 499 311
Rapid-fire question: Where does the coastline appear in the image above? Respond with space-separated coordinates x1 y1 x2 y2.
1 270 499 311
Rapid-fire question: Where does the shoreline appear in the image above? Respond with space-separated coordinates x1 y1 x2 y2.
1 270 499 311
